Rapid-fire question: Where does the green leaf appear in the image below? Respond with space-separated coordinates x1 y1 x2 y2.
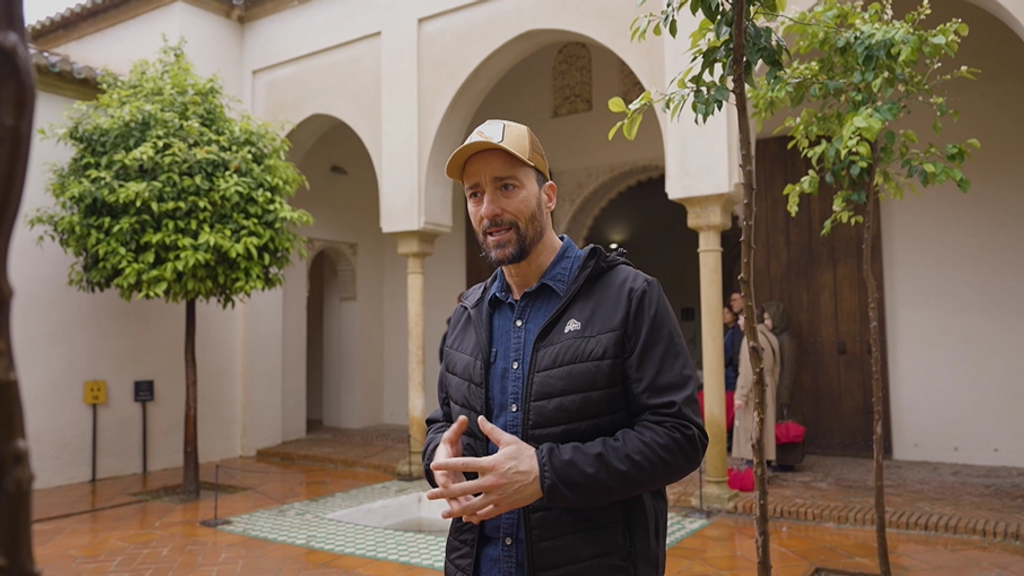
608 121 623 141
608 97 627 113
714 83 731 104
623 113 644 141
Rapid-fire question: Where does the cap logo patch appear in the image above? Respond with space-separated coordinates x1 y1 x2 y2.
466 120 505 144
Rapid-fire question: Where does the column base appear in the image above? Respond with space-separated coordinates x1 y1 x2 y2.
691 478 739 511
396 451 425 481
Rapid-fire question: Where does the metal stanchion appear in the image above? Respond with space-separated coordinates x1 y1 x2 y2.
692 458 712 520
699 461 704 511
199 465 232 527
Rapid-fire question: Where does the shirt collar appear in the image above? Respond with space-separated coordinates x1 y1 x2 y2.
488 236 581 305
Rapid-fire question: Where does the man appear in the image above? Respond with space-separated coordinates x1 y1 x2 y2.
423 119 707 576
725 292 745 392
729 291 745 316
722 304 742 450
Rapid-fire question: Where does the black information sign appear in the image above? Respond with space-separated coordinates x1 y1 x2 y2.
134 380 154 403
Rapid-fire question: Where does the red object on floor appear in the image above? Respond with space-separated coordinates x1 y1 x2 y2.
697 390 735 430
727 466 755 492
775 420 807 444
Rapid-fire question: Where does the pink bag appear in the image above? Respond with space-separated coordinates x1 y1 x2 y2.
727 466 755 492
775 421 806 445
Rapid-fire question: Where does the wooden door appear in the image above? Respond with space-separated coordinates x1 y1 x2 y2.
753 136 891 457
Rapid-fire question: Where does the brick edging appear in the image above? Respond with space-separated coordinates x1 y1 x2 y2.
734 498 1022 545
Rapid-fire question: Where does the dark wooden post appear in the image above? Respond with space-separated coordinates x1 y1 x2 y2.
0 1 39 575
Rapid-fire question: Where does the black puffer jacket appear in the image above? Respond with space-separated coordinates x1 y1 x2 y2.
423 246 708 576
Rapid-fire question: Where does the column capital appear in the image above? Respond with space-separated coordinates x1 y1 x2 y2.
678 192 738 233
394 230 441 257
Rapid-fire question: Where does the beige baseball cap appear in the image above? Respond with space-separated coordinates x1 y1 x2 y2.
445 119 551 183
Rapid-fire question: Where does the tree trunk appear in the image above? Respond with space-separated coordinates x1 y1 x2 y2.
731 3 771 576
865 155 891 576
0 3 40 574
182 299 200 500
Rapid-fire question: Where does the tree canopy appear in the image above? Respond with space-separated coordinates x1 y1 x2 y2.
751 0 979 233
30 41 313 306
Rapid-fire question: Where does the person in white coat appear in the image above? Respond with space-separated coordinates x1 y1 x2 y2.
731 311 781 463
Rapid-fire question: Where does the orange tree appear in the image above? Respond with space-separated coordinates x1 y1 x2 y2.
29 41 312 501
609 1 787 574
750 1 978 574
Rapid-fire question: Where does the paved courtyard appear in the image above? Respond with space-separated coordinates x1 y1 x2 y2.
258 425 1024 544
30 453 1024 576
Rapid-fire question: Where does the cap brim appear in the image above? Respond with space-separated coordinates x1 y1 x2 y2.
444 141 536 182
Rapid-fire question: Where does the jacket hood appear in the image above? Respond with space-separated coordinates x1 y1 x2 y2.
763 300 789 335
459 244 633 309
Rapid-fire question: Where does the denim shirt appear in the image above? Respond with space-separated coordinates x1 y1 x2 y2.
476 236 584 576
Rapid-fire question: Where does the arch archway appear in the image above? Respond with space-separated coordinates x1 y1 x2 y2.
276 114 393 440
307 239 358 301
559 162 665 244
421 5 669 232
960 0 1023 42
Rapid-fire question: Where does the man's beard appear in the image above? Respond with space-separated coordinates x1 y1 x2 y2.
475 196 546 267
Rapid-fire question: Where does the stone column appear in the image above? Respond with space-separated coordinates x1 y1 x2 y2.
680 193 739 510
395 231 439 480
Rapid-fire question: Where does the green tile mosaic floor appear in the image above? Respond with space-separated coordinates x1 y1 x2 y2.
218 481 709 570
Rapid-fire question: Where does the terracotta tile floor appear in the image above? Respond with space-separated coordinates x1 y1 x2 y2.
29 456 1024 575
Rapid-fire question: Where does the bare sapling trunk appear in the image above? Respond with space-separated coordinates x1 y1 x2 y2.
731 2 771 575
865 151 891 576
183 299 200 500
0 3 40 573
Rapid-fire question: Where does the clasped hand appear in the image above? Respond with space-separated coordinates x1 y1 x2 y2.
426 415 542 525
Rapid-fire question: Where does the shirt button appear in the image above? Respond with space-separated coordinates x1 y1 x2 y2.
504 537 513 545
510 404 518 412
515 319 523 327
512 361 519 370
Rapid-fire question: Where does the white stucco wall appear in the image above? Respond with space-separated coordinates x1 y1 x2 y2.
251 34 383 195
54 3 244 98
17 92 243 489
882 0 1024 467
281 121 390 433
378 190 468 426
466 42 663 177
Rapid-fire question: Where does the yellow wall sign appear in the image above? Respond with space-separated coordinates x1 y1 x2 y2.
84 380 107 405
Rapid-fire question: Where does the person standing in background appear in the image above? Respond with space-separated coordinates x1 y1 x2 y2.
732 310 780 465
729 291 744 317
723 305 742 448
764 301 802 471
